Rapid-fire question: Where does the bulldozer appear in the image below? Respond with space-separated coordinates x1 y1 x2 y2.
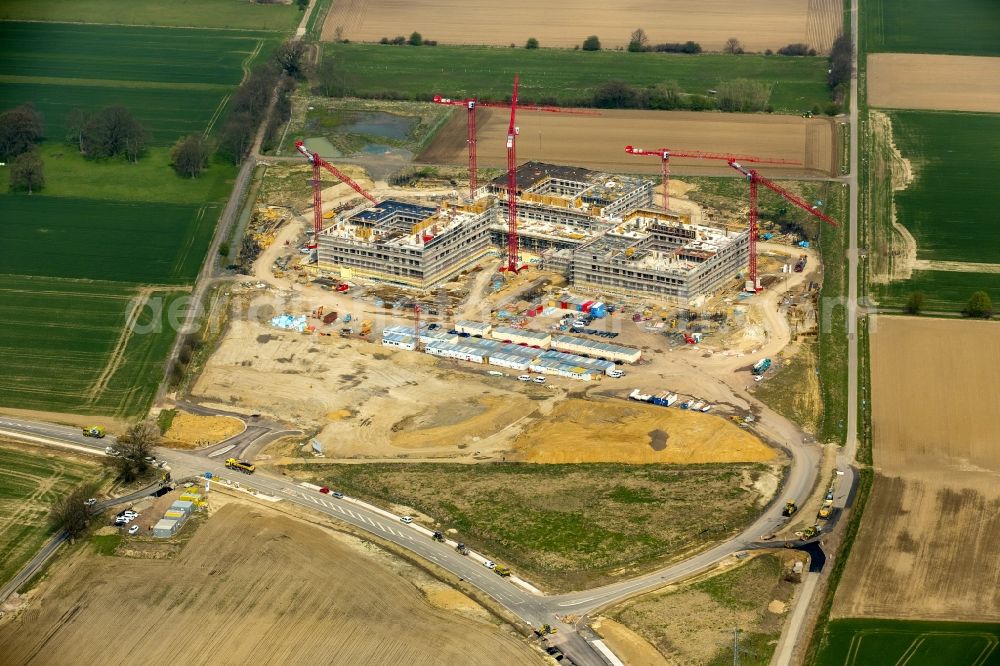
782 500 798 517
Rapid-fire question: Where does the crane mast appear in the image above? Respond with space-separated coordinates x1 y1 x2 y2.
504 74 520 273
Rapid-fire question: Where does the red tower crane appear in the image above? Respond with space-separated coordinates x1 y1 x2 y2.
624 145 799 210
503 75 520 273
432 95 598 199
728 160 838 292
294 139 379 251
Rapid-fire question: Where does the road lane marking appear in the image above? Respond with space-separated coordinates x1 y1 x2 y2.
557 597 596 607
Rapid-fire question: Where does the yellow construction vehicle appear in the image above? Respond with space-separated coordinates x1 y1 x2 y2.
494 565 512 577
534 624 557 636
82 426 106 438
359 320 373 337
225 458 255 474
782 500 798 517
818 500 834 519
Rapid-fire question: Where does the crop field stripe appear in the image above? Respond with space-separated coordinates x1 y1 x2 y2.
862 0 1000 57
0 75 230 92
814 619 1000 666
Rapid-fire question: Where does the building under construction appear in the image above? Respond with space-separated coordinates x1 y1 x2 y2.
316 162 747 300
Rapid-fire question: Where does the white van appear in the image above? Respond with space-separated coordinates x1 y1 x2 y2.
532 376 546 384
517 375 532 382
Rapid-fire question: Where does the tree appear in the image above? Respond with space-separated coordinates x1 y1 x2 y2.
49 484 98 538
777 43 811 56
0 103 44 160
296 0 308 10
646 81 684 110
717 79 769 112
904 292 925 315
218 112 256 165
582 35 602 51
828 34 852 89
964 291 993 318
65 108 91 153
170 134 212 178
107 421 160 482
627 28 648 52
593 80 640 108
525 37 539 49
8 148 45 193
408 31 423 46
274 40 307 78
80 106 148 161
724 37 744 54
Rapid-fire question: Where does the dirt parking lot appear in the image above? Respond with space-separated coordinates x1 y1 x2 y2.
0 501 541 664
420 109 836 177
324 0 841 53
833 317 1000 621
867 54 1000 113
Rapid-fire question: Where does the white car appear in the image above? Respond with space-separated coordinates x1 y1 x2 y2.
483 560 496 569
608 370 625 378
84 498 97 507
487 370 504 377
754 375 764 382
532 376 546 384
517 375 532 382
128 525 139 535
400 516 413 524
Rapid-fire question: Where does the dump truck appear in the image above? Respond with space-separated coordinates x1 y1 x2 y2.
818 499 834 519
225 458 255 474
82 426 106 438
782 500 798 517
494 565 512 577
322 311 338 324
455 542 469 555
752 358 772 375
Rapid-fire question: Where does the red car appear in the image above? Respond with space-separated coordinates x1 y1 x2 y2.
336 284 349 292
319 486 330 494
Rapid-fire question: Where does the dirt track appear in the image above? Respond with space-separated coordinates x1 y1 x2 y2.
0 502 541 664
419 109 836 177
867 54 1000 113
833 317 1000 621
324 0 842 53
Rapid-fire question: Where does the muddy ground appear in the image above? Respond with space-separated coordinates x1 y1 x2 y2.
867 54 1000 113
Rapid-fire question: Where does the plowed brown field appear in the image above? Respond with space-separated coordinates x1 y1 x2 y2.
868 54 1000 112
0 503 542 664
833 317 1000 621
419 109 835 177
324 0 842 54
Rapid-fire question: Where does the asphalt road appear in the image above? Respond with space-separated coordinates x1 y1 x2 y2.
0 412 830 666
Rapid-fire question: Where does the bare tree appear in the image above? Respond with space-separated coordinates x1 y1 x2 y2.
170 134 213 178
8 148 45 193
0 103 44 160
724 37 744 54
273 40 308 78
107 421 160 482
628 28 649 52
50 484 98 538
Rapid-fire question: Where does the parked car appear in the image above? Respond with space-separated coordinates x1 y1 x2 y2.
128 525 140 535
532 376 546 384
483 560 496 569
319 486 330 494
400 516 413 524
517 375 532 382
331 491 344 499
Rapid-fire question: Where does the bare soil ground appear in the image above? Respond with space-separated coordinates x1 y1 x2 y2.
161 411 244 448
833 317 1000 621
512 397 777 464
419 109 836 177
867 54 1000 113
0 502 541 664
324 0 841 53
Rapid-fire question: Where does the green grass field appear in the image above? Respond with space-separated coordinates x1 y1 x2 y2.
0 441 103 587
0 21 262 417
864 0 1000 56
286 462 767 591
0 0 300 31
813 619 1000 665
0 196 218 284
324 44 832 114
871 111 1000 311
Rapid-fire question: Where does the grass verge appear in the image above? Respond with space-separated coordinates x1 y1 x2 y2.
323 43 832 114
282 461 771 591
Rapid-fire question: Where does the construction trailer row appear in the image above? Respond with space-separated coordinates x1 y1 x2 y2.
381 324 636 380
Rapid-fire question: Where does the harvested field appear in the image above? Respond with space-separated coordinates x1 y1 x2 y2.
284 462 778 591
161 412 244 448
833 316 1000 621
868 54 1000 112
0 502 541 664
512 398 777 464
420 109 835 177
325 0 842 53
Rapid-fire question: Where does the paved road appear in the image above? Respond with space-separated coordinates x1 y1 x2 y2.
0 413 827 666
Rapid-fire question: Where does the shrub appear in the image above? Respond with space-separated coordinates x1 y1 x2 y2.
582 35 601 51
526 37 539 49
777 43 811 56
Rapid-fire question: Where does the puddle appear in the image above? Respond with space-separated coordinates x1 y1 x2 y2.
648 429 668 451
342 112 415 140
